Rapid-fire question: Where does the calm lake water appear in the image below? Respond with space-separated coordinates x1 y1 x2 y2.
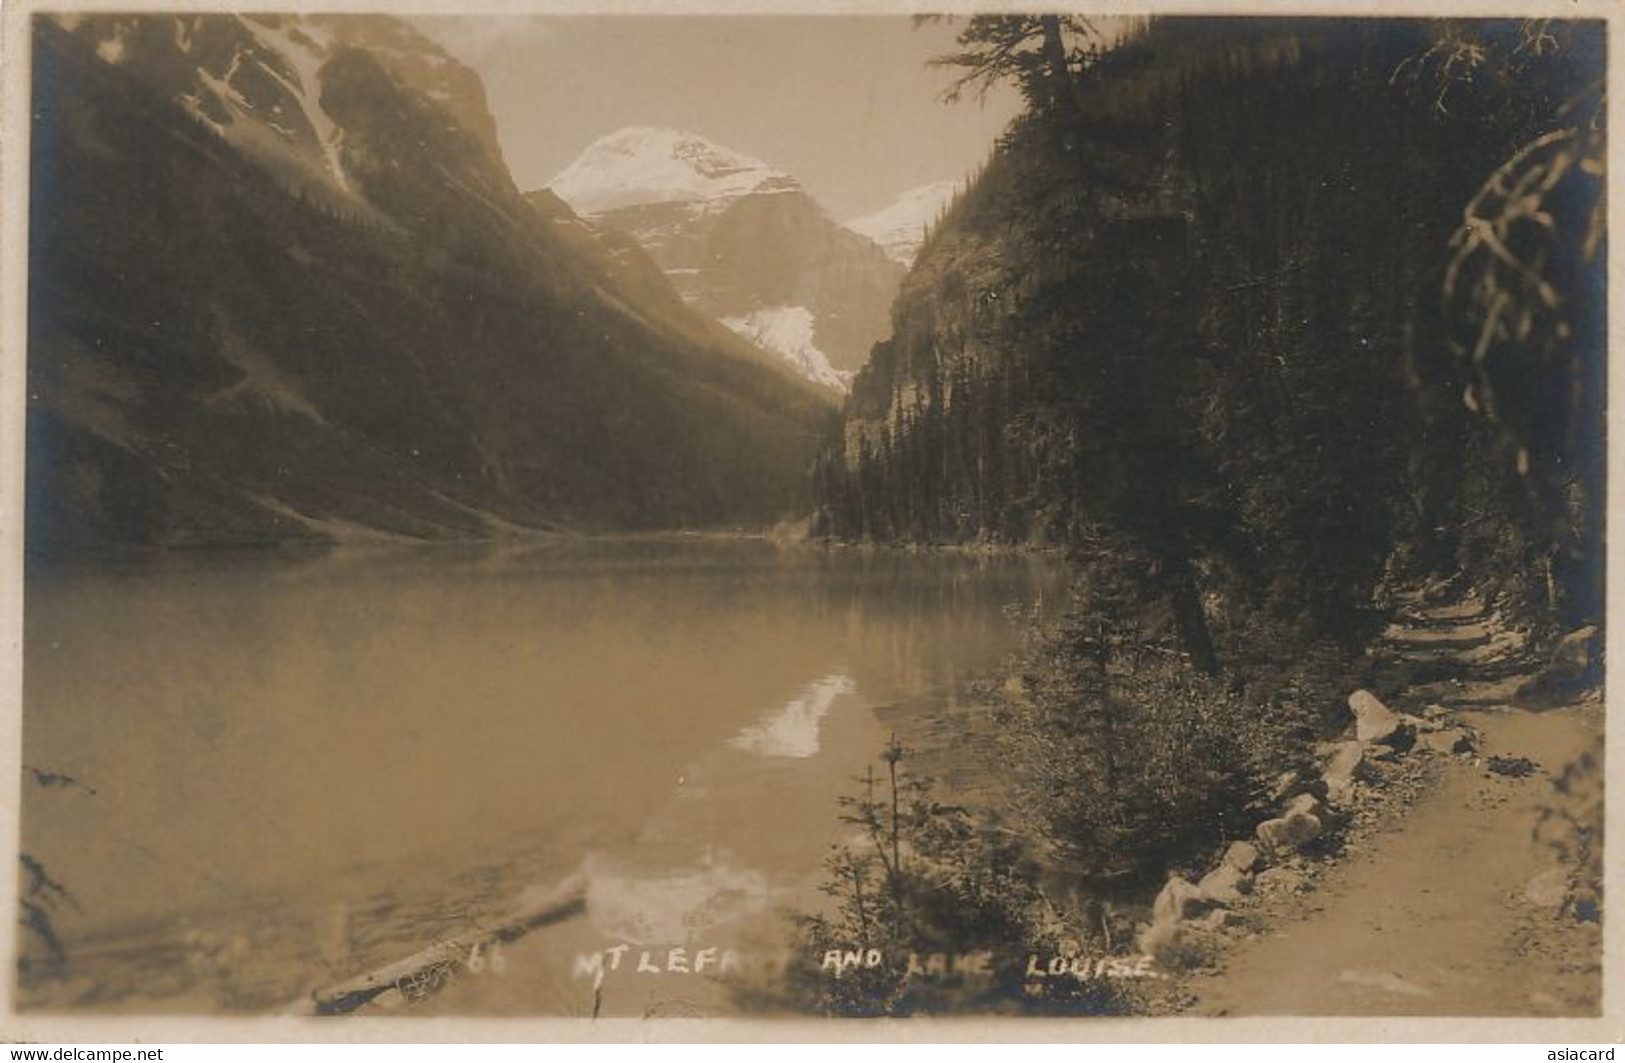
19 540 1064 1015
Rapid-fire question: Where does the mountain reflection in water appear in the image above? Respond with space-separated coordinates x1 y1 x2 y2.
20 540 1062 1013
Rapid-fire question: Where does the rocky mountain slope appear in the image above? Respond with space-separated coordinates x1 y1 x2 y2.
545 127 906 387
27 16 834 550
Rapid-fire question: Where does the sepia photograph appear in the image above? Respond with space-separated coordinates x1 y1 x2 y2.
0 0 1614 1041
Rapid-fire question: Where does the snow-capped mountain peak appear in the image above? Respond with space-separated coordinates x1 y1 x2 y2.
541 125 903 391
548 126 798 217
845 178 965 266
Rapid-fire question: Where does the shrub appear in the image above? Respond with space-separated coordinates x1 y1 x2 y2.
778 741 1130 1017
997 597 1320 885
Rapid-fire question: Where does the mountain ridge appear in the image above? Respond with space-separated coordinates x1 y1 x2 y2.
27 15 835 551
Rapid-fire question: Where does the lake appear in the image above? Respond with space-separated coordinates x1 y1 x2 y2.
18 539 1065 1015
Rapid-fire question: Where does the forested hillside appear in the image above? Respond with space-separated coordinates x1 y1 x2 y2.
818 17 1604 649
794 19 1604 1015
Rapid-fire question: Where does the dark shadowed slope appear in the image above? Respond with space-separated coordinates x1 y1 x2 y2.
27 15 835 551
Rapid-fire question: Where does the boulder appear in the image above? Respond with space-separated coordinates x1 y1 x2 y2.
1222 841 1261 873
1551 625 1601 674
1321 741 1366 806
1518 625 1603 701
1199 908 1241 932
1152 875 1209 924
1284 791 1328 821
1348 689 1405 745
1198 863 1252 906
1267 767 1313 805
1257 810 1323 855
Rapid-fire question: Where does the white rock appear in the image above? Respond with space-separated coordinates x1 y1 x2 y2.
1223 841 1261 873
1198 864 1252 906
1322 741 1366 806
1258 810 1322 855
1152 875 1209 924
1349 689 1403 744
1284 791 1329 821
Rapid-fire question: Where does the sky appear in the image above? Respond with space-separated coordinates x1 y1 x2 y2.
409 16 1025 220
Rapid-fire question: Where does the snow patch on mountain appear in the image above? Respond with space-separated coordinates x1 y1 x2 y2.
73 14 489 208
549 126 798 217
845 179 965 266
95 29 129 64
721 306 853 393
236 17 351 191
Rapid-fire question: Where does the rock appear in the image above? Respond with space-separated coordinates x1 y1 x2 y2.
1222 841 1261 873
1152 875 1209 924
1137 919 1173 953
1257 810 1322 855
1199 908 1241 932
1518 625 1603 701
1255 866 1306 893
1198 864 1252 906
1284 791 1328 821
1266 767 1312 804
1348 689 1404 745
1321 741 1366 806
1525 868 1568 908
1551 625 1602 678
1420 728 1475 756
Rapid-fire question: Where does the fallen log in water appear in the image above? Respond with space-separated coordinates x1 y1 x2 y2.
291 870 588 1016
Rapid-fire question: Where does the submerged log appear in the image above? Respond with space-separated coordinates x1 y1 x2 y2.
294 870 588 1016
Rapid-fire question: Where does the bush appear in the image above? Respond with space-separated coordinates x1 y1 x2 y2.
777 741 1131 1017
997 597 1320 885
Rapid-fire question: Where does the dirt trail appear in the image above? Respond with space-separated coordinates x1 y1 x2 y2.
1187 596 1604 1017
